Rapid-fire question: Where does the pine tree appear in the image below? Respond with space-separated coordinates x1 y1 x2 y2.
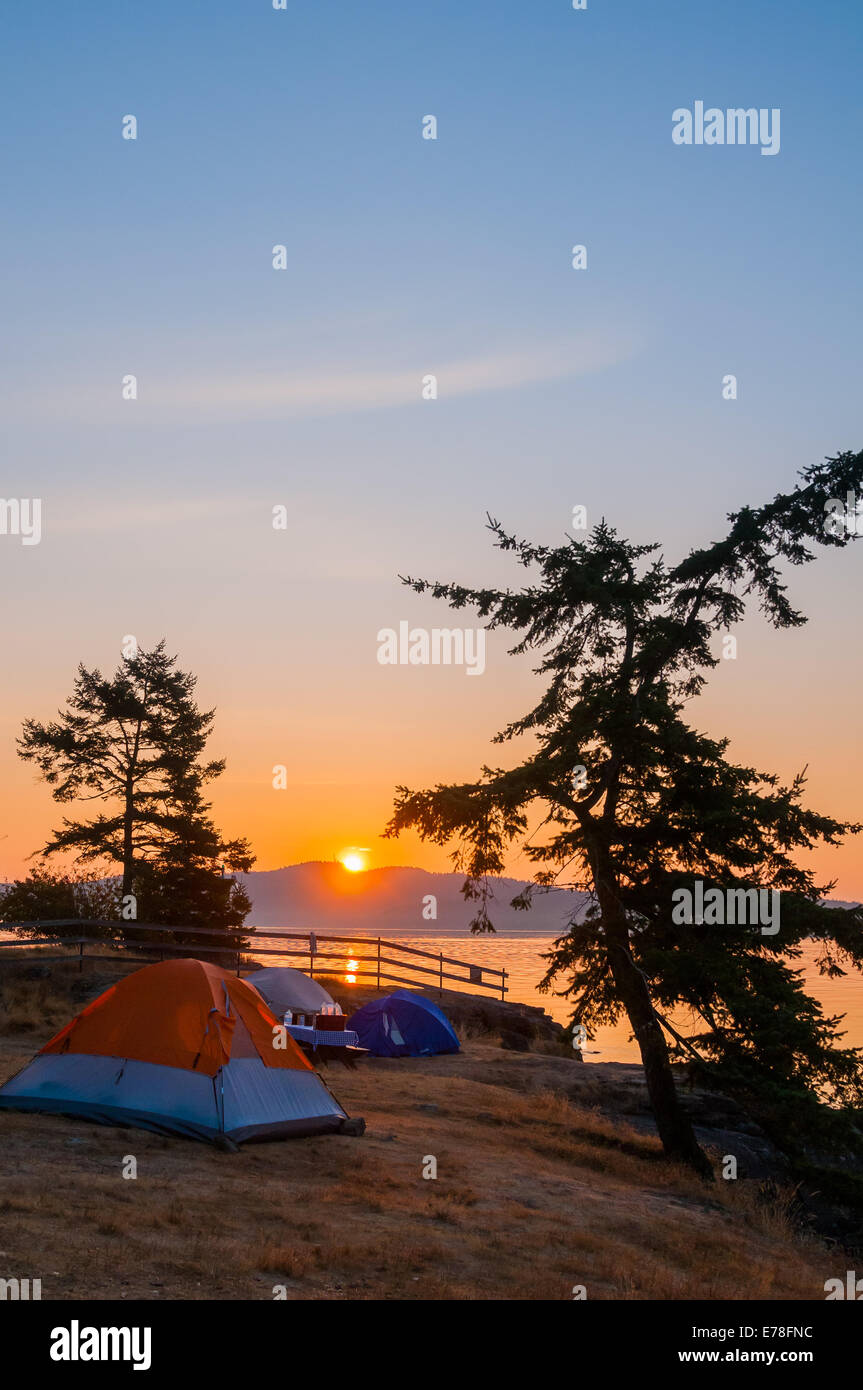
17 642 254 938
385 450 863 1177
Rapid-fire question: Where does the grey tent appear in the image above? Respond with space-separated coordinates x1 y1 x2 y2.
244 967 336 1019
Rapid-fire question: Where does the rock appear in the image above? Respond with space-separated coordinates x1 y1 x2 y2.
500 1028 530 1052
695 1127 790 1181
467 1008 497 1033
333 981 567 1052
500 1013 536 1041
339 1117 366 1137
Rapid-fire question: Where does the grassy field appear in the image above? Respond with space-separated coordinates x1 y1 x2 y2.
0 953 845 1301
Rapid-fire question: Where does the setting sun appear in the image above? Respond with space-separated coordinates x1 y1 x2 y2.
341 852 366 873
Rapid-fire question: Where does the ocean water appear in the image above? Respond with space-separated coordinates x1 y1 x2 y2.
3 928 860 1067
252 931 863 1066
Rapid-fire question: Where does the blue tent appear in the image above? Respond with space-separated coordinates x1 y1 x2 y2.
348 990 459 1058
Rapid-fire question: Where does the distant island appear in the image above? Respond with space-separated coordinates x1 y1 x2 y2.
237 861 593 934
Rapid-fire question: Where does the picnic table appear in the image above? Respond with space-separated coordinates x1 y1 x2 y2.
284 1021 368 1067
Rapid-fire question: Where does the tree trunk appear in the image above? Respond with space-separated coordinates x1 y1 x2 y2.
595 863 713 1179
122 777 134 899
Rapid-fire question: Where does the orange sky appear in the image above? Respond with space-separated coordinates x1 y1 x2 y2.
3 602 861 902
2 0 861 907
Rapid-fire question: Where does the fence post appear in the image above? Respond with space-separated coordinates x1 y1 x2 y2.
439 952 443 998
501 968 507 1001
376 938 381 991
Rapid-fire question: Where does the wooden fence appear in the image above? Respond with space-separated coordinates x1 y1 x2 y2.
0 921 508 1001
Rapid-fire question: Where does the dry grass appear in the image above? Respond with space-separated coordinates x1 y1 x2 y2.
0 956 844 1301
0 978 74 1035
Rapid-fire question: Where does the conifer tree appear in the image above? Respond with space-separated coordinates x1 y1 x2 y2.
386 451 863 1176
17 642 253 939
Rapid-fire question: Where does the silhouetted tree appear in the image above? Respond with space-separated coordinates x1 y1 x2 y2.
0 867 119 937
386 451 863 1177
17 642 254 946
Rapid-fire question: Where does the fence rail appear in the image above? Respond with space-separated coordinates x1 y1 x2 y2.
0 921 508 1000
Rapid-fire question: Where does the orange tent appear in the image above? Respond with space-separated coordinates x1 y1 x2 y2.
0 958 359 1146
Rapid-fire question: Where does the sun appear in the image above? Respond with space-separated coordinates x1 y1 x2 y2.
341 852 366 873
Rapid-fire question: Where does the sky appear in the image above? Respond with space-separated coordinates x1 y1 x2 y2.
1 0 861 895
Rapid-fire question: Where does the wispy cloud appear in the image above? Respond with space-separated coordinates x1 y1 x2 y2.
2 330 640 426
153 331 638 420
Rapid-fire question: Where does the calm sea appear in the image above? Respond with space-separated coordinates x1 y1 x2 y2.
263 931 863 1065
3 929 860 1066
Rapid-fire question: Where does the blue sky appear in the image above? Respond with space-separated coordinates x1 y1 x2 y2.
1 0 861 889
3 0 861 515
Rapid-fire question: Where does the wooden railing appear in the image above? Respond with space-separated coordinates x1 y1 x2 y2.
0 921 508 1001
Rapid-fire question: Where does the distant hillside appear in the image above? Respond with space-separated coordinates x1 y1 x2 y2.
238 862 591 934
0 863 854 936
